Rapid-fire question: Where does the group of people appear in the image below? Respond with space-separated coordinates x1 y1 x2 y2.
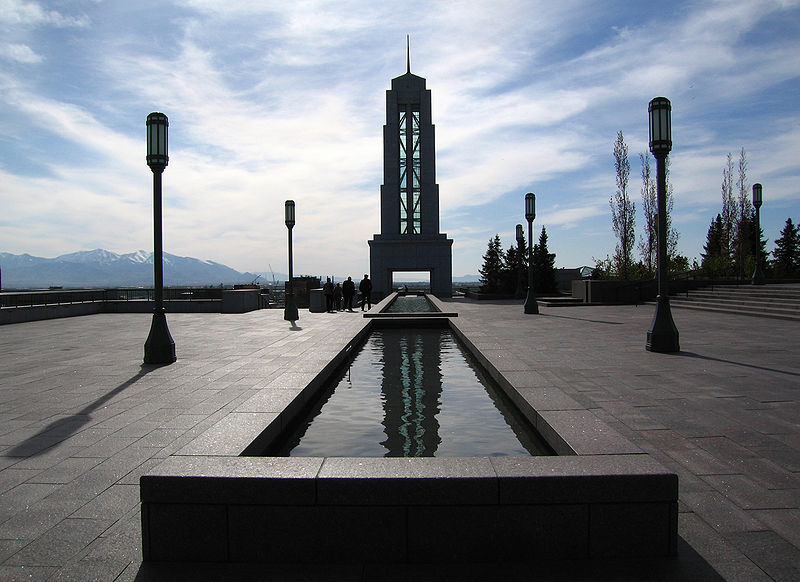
322 274 372 313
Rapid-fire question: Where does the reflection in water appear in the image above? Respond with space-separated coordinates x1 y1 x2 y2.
380 330 442 456
274 328 551 457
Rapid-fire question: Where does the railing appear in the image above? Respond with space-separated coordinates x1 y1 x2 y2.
0 289 107 308
0 288 225 309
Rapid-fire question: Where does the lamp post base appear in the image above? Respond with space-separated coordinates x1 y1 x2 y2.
144 310 176 364
646 296 680 353
523 290 539 314
751 269 765 285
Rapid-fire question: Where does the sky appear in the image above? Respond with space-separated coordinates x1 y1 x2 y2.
1 0 799 280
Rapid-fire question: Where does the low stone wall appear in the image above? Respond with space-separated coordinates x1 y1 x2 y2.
0 302 103 324
141 455 676 562
221 289 260 313
572 279 657 304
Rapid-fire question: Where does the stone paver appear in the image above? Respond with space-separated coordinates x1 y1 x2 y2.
0 300 797 580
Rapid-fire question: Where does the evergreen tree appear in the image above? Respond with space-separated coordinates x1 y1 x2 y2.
701 214 729 277
610 130 635 279
501 243 520 295
506 232 528 298
772 218 800 277
532 226 557 294
479 234 505 293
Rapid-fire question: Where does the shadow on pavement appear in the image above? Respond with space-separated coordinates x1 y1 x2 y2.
677 350 800 377
4 365 155 458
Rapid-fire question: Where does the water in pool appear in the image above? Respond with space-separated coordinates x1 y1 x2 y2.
271 327 552 457
385 295 435 312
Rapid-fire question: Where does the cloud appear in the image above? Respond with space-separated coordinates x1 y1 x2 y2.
0 42 42 63
0 0 798 278
0 0 89 28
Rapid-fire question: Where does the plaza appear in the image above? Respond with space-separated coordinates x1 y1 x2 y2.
0 296 798 580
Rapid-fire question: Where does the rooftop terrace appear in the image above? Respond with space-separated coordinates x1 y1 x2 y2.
0 295 798 580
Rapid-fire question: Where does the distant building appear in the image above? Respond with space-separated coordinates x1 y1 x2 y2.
368 56 453 297
555 266 594 292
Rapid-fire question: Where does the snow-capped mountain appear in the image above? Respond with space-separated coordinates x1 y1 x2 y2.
0 249 259 289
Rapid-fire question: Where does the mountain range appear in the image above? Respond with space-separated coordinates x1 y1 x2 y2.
0 249 261 289
0 250 481 289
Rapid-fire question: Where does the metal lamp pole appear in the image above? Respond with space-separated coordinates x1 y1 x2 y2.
515 223 526 299
143 112 176 364
524 192 539 314
646 97 679 352
751 183 765 285
284 200 299 322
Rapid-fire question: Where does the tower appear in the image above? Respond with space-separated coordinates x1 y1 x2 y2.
368 56 453 297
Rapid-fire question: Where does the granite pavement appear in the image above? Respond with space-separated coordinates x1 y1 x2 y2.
0 299 797 581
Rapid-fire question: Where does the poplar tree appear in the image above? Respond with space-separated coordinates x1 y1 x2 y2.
639 152 657 274
732 148 755 278
610 131 635 279
665 157 679 262
721 152 736 270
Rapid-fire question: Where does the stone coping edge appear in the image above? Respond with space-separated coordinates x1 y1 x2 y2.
141 454 677 506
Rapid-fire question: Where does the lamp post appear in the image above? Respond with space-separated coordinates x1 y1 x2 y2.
646 97 679 352
751 183 765 285
284 200 299 322
143 112 176 364
515 223 526 299
524 192 538 314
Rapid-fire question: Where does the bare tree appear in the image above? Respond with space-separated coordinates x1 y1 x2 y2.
665 157 679 261
721 152 736 263
610 130 635 279
638 152 656 274
734 148 754 277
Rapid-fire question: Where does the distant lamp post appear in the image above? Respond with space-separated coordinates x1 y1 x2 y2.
143 112 176 364
284 200 299 322
751 183 765 285
646 97 679 352
515 223 526 299
524 192 539 314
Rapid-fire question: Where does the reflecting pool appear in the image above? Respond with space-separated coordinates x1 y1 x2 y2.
385 295 436 313
269 327 552 457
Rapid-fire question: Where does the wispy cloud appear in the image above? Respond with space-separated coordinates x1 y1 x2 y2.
0 42 42 63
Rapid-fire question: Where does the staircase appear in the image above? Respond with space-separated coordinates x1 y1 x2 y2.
668 283 800 322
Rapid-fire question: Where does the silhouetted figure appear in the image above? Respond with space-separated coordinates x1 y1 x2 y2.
342 276 356 311
359 274 372 311
334 283 343 311
323 277 334 312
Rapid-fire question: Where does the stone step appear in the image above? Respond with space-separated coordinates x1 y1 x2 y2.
672 294 800 311
691 288 800 301
666 300 800 322
665 283 800 322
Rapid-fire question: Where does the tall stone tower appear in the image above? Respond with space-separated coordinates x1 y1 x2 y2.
368 59 453 297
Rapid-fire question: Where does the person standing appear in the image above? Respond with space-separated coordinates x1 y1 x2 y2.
342 276 356 312
323 277 334 312
333 283 343 311
359 274 372 311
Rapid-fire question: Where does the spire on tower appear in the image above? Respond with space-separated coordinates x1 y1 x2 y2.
406 35 410 74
